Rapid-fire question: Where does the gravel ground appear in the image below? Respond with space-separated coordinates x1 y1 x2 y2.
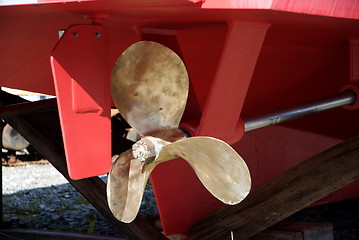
2 163 359 239
2 163 158 238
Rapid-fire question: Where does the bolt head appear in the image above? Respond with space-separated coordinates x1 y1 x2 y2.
132 141 150 161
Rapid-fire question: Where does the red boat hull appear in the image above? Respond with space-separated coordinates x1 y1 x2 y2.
1 0 359 235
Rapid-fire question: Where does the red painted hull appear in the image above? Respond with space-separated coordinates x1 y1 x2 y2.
1 0 359 235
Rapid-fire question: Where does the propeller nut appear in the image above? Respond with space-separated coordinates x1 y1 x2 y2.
132 139 156 161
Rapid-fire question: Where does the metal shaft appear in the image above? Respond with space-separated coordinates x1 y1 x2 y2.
244 90 357 132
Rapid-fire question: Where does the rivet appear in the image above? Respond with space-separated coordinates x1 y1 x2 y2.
95 32 101 38
72 32 79 39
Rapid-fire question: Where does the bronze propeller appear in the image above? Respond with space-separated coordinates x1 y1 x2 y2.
108 41 251 223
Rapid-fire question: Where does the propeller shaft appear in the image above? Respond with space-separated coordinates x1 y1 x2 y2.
244 90 357 132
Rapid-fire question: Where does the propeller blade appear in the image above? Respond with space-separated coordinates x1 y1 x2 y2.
108 133 250 222
107 149 150 223
157 137 251 205
111 41 189 136
107 130 185 223
2 124 30 151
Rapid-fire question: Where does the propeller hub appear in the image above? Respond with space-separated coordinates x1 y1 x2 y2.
132 140 152 161
132 136 171 162
132 137 160 161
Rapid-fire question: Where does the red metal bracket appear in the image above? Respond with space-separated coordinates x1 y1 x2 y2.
195 22 270 144
342 39 359 110
151 22 270 235
349 39 359 83
50 25 111 180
